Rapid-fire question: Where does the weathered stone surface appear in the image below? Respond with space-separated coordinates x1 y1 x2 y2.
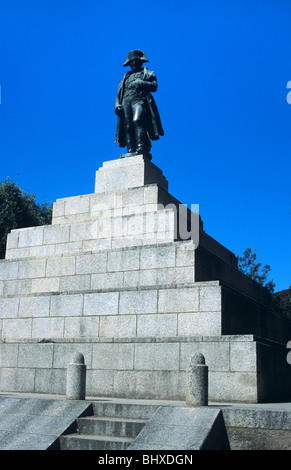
186 353 208 406
119 290 158 315
129 406 230 450
19 296 50 318
66 352 86 400
0 397 92 450
95 155 168 193
83 292 119 316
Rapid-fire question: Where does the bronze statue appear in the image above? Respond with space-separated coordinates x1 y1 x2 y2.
114 49 164 159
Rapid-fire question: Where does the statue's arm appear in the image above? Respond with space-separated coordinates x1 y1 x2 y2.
133 74 157 92
115 79 124 115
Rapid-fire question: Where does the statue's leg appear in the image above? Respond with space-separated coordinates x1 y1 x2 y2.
122 99 136 152
132 101 146 153
132 100 151 154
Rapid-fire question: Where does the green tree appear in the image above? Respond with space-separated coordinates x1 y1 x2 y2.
238 247 275 293
272 288 291 319
0 178 52 258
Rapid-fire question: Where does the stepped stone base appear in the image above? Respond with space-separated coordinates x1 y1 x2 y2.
1 154 291 403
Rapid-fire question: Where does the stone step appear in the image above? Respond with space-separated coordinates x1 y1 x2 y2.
0 281 221 339
77 416 147 437
60 433 135 450
91 402 159 419
1 240 195 288
6 209 176 260
59 401 157 451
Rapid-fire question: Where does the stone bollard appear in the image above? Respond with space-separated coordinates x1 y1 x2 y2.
186 352 208 406
66 352 86 400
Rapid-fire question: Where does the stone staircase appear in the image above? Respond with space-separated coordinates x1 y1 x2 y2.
59 401 158 450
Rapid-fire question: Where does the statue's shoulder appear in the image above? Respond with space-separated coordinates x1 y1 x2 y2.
119 71 131 81
117 71 131 90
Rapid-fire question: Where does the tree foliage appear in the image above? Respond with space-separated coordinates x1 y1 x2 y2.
0 178 52 258
272 288 291 320
238 247 275 293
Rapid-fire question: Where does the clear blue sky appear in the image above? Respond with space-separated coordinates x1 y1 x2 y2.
0 0 290 292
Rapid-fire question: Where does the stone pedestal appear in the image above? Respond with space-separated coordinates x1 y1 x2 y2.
95 155 168 193
1 154 291 403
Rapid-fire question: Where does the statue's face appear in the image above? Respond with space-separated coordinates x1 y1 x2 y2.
129 59 143 72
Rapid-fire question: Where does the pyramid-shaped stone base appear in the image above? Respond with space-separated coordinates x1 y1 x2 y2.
1 155 290 402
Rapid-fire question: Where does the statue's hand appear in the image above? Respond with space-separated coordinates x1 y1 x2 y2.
133 79 156 92
132 79 144 90
115 105 123 116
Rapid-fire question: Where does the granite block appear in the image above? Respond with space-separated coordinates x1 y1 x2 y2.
64 316 99 339
64 195 90 216
0 368 36 393
60 274 91 292
89 192 116 213
0 343 19 367
175 241 195 266
199 286 221 311
75 253 107 275
31 317 64 338
5 230 19 250
18 343 54 368
156 266 194 285
18 227 44 247
99 315 136 338
4 279 32 296
137 313 177 337
29 245 55 258
0 297 19 319
2 318 32 339
50 294 83 317
158 287 199 313
119 290 158 315
86 369 114 396
83 292 119 316
5 247 30 259
0 261 19 281
140 245 176 270
210 371 257 402
92 343 134 370
46 256 76 277
230 341 257 372
34 369 66 395
124 269 156 288
134 343 180 371
69 221 98 242
31 277 60 293
52 199 65 219
91 272 123 290
95 155 168 193
19 296 50 318
129 407 228 450
107 248 140 272
18 259 46 279
55 241 83 256
178 312 221 336
43 225 70 245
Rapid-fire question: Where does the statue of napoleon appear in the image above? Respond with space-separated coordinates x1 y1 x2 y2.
114 49 164 159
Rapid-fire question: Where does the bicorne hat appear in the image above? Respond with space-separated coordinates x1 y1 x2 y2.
123 49 149 67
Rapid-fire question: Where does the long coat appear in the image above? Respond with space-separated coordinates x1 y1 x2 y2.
114 67 164 148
